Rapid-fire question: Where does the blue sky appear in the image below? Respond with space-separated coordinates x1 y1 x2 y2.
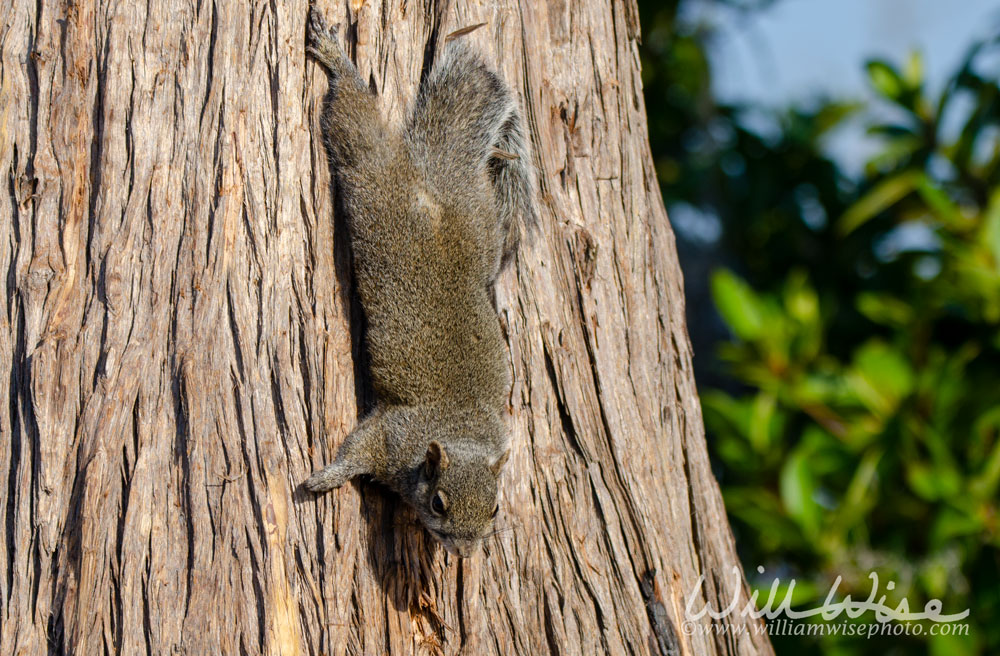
702 0 1000 105
689 0 1000 171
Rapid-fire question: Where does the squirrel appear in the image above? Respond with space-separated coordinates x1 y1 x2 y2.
303 8 537 558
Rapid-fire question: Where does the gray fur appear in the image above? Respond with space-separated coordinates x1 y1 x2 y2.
303 8 534 558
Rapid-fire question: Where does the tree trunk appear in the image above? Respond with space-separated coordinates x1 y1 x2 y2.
0 1 773 654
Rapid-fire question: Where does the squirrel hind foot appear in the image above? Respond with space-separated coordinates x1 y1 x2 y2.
306 7 345 74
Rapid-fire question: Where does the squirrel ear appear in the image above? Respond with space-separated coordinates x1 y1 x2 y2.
425 441 450 477
490 449 510 475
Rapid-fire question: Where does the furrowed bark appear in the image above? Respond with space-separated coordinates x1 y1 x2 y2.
0 1 773 654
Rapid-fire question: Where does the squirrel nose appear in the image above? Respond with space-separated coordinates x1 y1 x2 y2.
454 539 478 558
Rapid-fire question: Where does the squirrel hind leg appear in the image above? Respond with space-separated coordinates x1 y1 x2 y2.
306 7 372 107
306 8 353 80
307 7 387 171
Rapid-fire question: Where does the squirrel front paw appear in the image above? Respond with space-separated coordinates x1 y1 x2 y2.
304 464 351 492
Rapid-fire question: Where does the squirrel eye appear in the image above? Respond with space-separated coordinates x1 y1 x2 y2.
491 504 499 518
431 493 446 515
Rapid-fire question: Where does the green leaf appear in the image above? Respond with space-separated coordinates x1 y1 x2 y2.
748 392 777 453
866 123 919 138
711 269 764 340
844 449 882 509
790 373 842 406
931 506 984 544
866 60 905 101
906 462 961 501
856 292 914 327
812 101 864 135
916 174 965 228
904 51 925 88
983 188 1000 265
848 340 914 416
783 270 819 325
970 407 1000 498
838 170 922 234
930 627 979 656
780 448 820 535
863 135 923 171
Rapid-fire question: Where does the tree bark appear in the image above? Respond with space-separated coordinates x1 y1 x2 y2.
0 1 773 654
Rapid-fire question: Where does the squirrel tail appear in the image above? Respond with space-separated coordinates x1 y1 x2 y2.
407 42 538 266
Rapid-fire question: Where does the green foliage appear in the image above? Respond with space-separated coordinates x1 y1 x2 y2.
637 2 1000 653
704 41 1000 654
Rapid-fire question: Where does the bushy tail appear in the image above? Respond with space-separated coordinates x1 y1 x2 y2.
407 42 538 266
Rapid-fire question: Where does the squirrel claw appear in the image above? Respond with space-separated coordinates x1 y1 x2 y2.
306 7 347 73
304 45 323 62
307 6 338 47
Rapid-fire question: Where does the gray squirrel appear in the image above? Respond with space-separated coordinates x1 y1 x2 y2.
303 8 536 558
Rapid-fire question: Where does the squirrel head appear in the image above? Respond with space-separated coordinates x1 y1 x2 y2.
413 440 510 558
